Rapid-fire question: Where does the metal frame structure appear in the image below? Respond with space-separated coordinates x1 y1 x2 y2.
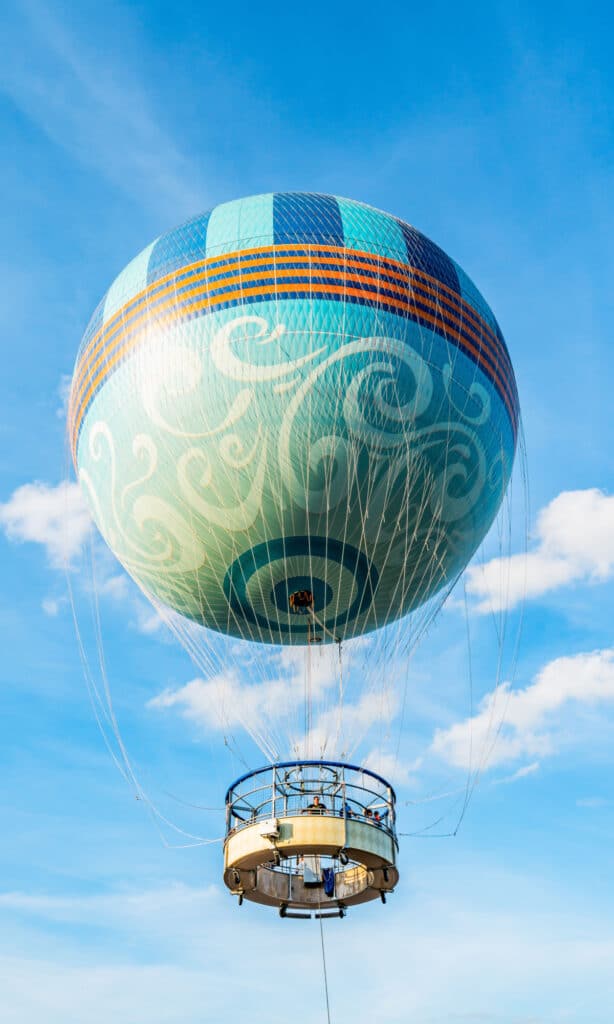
223 761 399 918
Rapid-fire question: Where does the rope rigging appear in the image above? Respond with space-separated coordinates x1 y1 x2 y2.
64 201 528 858
64 384 527 848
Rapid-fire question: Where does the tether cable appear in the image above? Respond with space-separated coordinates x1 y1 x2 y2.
316 893 332 1024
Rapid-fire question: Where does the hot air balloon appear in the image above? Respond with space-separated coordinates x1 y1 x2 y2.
69 193 519 916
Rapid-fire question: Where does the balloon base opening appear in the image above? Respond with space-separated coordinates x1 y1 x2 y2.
288 589 314 613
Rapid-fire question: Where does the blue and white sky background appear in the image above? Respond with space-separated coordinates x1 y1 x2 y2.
1 1 614 1021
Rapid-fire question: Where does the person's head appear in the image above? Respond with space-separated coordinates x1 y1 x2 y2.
313 795 320 805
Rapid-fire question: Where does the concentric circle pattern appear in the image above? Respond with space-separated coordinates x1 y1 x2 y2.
69 192 519 644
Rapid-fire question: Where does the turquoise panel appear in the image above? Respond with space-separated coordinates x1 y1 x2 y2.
204 199 242 257
103 240 157 324
206 195 275 258
338 198 407 261
238 193 275 249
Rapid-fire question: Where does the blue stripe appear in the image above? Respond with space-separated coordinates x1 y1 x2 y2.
273 193 344 246
147 211 211 285
92 257 504 375
164 261 511 369
93 246 480 351
397 222 461 296
103 264 514 386
74 294 106 366
84 268 514 390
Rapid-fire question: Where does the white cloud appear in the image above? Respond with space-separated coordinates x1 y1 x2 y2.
148 642 405 762
362 749 423 786
431 649 614 770
150 671 280 731
133 603 167 636
0 481 91 569
0 477 171 638
466 488 614 613
291 684 403 762
41 597 62 617
96 572 130 602
56 374 72 420
86 550 172 636
148 645 340 752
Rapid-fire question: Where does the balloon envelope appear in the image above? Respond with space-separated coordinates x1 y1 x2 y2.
69 193 518 645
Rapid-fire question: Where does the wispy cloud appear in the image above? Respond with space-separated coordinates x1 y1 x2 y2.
493 761 540 785
1 875 613 1024
576 796 611 809
431 648 614 770
55 374 72 421
0 882 219 932
0 480 91 569
41 596 63 617
0 1 207 218
467 489 614 613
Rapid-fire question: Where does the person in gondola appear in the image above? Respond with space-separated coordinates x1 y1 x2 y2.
304 794 327 815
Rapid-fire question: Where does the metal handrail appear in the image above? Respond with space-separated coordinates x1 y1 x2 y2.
225 759 397 803
224 760 398 845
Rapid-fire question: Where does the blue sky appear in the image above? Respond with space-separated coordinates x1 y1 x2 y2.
1 1 614 1021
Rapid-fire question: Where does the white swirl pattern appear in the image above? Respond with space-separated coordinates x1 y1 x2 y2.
77 311 512 641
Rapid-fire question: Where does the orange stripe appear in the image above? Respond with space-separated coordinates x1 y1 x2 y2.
71 269 516 441
70 252 508 420
70 261 512 431
71 244 507 406
71 279 517 456
70 269 513 443
79 243 409 371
